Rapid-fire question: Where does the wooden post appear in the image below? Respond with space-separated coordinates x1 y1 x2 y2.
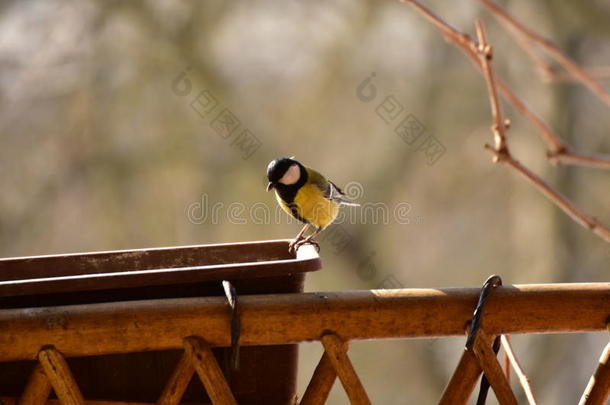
320 334 371 405
184 337 237 405
438 347 484 404
300 353 337 405
157 351 195 405
579 342 610 405
472 331 518 405
38 347 85 405
18 364 52 405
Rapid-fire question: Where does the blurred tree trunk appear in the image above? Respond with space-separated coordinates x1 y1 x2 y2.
536 1 591 402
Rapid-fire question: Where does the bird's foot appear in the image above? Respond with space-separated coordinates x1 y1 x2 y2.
308 239 321 252
288 237 303 254
290 238 320 253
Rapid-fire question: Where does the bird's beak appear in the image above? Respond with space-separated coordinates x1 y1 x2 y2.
266 182 274 192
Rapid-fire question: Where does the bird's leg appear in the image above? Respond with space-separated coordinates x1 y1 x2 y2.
293 227 323 252
289 224 310 253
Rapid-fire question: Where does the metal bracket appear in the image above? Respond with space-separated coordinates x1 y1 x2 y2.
222 280 240 371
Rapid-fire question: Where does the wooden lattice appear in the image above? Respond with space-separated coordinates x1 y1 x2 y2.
1 283 609 405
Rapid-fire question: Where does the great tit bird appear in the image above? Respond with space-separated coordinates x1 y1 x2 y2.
266 157 359 252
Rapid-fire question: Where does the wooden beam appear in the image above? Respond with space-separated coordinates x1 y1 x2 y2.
0 284 608 361
184 337 237 405
320 334 371 405
579 342 610 405
38 347 85 405
18 364 52 405
157 351 195 405
300 352 337 405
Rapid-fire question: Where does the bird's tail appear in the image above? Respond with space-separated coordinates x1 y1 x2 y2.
329 181 361 206
337 197 360 207
340 201 360 207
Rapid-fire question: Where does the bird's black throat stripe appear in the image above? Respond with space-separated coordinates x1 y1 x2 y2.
275 165 309 224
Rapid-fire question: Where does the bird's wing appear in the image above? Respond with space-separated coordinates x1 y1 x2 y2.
328 181 360 206
306 167 360 206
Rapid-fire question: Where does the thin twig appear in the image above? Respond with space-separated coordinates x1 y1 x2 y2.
551 150 610 170
501 335 539 405
484 145 610 243
494 77 564 154
475 20 508 156
479 0 610 107
484 9 610 84
459 33 566 154
549 66 610 82
400 0 478 56
494 15 556 81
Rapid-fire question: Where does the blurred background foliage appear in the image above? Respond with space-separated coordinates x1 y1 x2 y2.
1 0 609 403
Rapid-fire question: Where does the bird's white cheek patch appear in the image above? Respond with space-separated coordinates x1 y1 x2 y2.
279 164 301 185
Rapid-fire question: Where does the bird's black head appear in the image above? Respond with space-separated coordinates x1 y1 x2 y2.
266 157 303 191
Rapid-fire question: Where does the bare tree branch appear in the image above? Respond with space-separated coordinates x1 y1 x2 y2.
475 20 610 243
550 151 610 170
401 0 610 169
547 66 610 82
483 145 610 243
400 0 610 244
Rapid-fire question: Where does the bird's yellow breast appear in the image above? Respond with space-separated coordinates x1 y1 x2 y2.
277 184 339 229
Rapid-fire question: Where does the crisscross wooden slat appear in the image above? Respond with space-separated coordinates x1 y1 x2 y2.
300 352 338 405
501 335 538 404
579 341 610 405
157 350 196 405
38 346 85 405
438 347 484 404
320 334 371 405
184 336 237 405
472 330 518 405
18 364 52 405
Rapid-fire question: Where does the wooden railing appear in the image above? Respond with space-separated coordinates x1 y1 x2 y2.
1 283 609 405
